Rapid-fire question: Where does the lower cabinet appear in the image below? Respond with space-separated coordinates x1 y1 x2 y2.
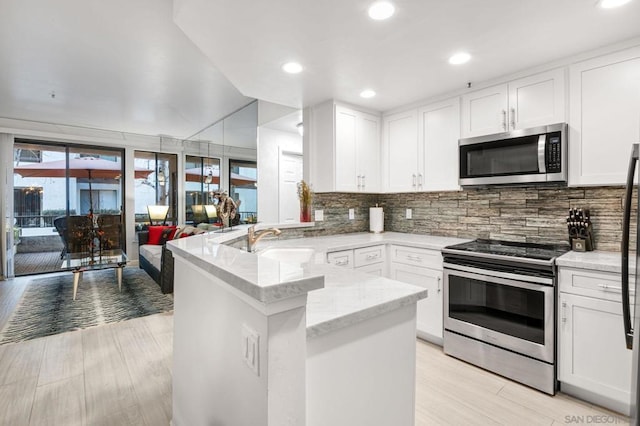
389 262 443 344
558 267 633 415
326 244 444 344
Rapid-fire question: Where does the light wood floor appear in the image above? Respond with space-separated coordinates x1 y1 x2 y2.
0 276 631 425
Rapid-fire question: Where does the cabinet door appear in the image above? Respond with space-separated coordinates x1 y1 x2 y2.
419 97 461 192
559 292 632 414
389 262 443 344
461 84 508 138
355 263 385 276
357 112 381 193
508 68 565 131
383 110 419 192
569 47 640 186
334 106 358 192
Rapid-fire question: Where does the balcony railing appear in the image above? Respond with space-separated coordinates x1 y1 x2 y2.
14 214 59 228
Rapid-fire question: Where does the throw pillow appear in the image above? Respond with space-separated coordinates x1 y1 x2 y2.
159 226 177 244
148 225 176 245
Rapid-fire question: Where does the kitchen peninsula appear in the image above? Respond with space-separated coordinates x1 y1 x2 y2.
167 227 467 426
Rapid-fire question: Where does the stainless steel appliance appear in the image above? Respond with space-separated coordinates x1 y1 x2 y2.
621 143 640 425
459 123 567 187
442 239 569 394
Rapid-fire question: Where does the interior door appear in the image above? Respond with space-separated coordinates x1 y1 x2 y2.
279 151 303 223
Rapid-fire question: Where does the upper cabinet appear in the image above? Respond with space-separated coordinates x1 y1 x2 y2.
308 101 381 193
383 109 419 192
383 97 460 192
420 97 461 192
461 68 566 138
568 46 640 186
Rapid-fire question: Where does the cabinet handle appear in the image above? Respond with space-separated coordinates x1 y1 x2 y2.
502 110 507 130
335 259 349 266
418 173 423 189
561 301 567 323
510 107 516 129
362 175 366 190
406 254 422 262
412 174 417 188
598 283 623 292
437 276 441 293
365 253 379 260
357 175 362 189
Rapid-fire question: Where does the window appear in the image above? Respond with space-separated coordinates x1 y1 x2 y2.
229 159 257 223
15 148 42 163
13 187 43 227
185 155 220 224
134 151 178 226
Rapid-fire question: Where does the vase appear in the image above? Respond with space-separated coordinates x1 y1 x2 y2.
300 202 312 222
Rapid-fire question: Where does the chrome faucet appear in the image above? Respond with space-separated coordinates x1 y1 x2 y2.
247 225 282 252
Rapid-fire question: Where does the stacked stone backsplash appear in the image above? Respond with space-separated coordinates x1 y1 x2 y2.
298 192 377 238
305 186 636 252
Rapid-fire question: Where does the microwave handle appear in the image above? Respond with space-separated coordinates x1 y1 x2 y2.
537 135 546 174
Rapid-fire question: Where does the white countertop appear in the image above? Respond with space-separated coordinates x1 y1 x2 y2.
556 250 635 274
168 229 470 337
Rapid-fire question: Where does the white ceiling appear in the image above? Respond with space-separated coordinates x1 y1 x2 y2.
1 1 639 141
174 0 640 112
0 0 252 139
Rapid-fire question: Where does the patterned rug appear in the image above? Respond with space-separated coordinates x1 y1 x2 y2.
0 267 173 345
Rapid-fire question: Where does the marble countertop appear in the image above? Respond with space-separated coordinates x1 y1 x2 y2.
168 229 469 338
556 250 634 274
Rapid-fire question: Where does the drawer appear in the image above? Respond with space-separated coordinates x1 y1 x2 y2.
327 250 354 268
559 267 635 303
354 245 385 268
389 245 442 270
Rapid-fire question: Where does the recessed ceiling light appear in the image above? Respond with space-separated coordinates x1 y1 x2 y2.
599 0 632 8
368 1 395 20
449 52 471 65
282 62 303 74
360 89 376 98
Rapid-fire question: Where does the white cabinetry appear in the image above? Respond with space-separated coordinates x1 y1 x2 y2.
327 249 354 268
558 267 633 415
383 109 419 192
419 97 461 191
384 97 460 192
569 46 640 186
327 245 386 274
388 245 443 344
461 69 565 138
308 101 381 193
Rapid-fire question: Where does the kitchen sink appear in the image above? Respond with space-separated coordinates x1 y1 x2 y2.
256 247 315 263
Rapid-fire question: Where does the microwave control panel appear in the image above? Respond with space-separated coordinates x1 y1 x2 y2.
546 133 562 173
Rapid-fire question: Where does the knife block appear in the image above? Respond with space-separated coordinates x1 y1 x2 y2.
571 237 593 252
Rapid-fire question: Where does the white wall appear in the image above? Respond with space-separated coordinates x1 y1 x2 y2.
0 134 15 279
257 127 302 223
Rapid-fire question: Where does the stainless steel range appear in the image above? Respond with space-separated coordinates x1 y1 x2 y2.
441 239 569 395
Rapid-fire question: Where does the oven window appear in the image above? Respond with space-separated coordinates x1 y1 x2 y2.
448 274 545 344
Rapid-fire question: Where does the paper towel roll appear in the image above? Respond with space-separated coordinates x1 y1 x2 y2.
369 207 384 233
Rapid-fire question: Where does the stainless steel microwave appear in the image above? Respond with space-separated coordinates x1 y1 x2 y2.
459 123 567 187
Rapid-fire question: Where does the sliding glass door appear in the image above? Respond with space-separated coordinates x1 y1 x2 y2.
12 141 125 276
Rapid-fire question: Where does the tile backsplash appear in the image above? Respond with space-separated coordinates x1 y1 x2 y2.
304 186 636 252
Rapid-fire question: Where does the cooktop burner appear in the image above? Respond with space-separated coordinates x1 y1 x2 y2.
444 239 570 262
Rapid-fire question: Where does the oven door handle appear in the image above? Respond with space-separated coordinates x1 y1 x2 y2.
443 262 553 287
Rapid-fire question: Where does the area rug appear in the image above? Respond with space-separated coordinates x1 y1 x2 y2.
0 267 173 345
